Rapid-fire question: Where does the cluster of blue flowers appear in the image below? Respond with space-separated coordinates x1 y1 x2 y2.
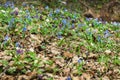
4 1 14 8
15 42 23 54
8 18 15 28
22 2 27 7
111 22 120 26
15 42 21 47
25 10 32 22
62 19 67 25
57 32 63 39
104 30 110 38
55 8 60 13
3 35 9 44
45 6 49 10
66 76 72 80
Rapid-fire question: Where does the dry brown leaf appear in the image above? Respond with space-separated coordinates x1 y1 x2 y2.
96 64 107 73
88 52 98 58
0 51 5 56
26 70 36 76
80 46 87 53
72 76 80 80
51 47 61 55
55 59 64 67
102 76 110 80
72 56 79 64
9 61 14 66
63 68 71 76
26 70 37 79
30 34 42 43
79 76 84 80
85 70 94 78
51 64 56 69
72 69 78 75
20 54 25 60
46 73 54 78
1 75 14 80
82 53 87 58
18 75 29 80
80 73 91 80
63 52 74 58
59 77 67 80
28 47 34 52
105 50 111 54
4 56 12 60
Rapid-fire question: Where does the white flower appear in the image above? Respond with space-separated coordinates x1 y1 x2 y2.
61 1 67 5
46 19 49 22
1 10 6 13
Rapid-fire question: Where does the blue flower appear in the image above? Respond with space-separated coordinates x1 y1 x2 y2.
45 6 49 10
3 35 9 44
10 2 14 9
48 12 52 17
15 42 20 47
4 1 14 8
94 18 98 21
30 5 34 9
57 32 63 39
66 76 72 80
105 30 109 34
101 21 107 24
4 4 8 8
22 2 27 7
78 59 81 63
26 10 30 14
71 24 75 29
14 11 19 16
112 22 120 26
59 24 62 28
38 74 43 80
64 8 68 12
25 10 31 21
11 18 15 22
4 1 10 8
73 15 77 19
16 49 23 54
62 19 67 25
55 8 60 13
8 18 15 28
54 18 58 20
78 24 84 28
22 27 27 32
86 18 92 21
57 35 62 39
39 24 43 28
4 35 9 41
33 14 39 19
26 13 31 21
104 30 110 38
86 29 92 35
97 36 101 42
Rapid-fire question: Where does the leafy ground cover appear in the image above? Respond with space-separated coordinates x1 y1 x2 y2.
0 1 120 80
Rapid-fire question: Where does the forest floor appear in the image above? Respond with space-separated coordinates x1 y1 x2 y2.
0 1 120 80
